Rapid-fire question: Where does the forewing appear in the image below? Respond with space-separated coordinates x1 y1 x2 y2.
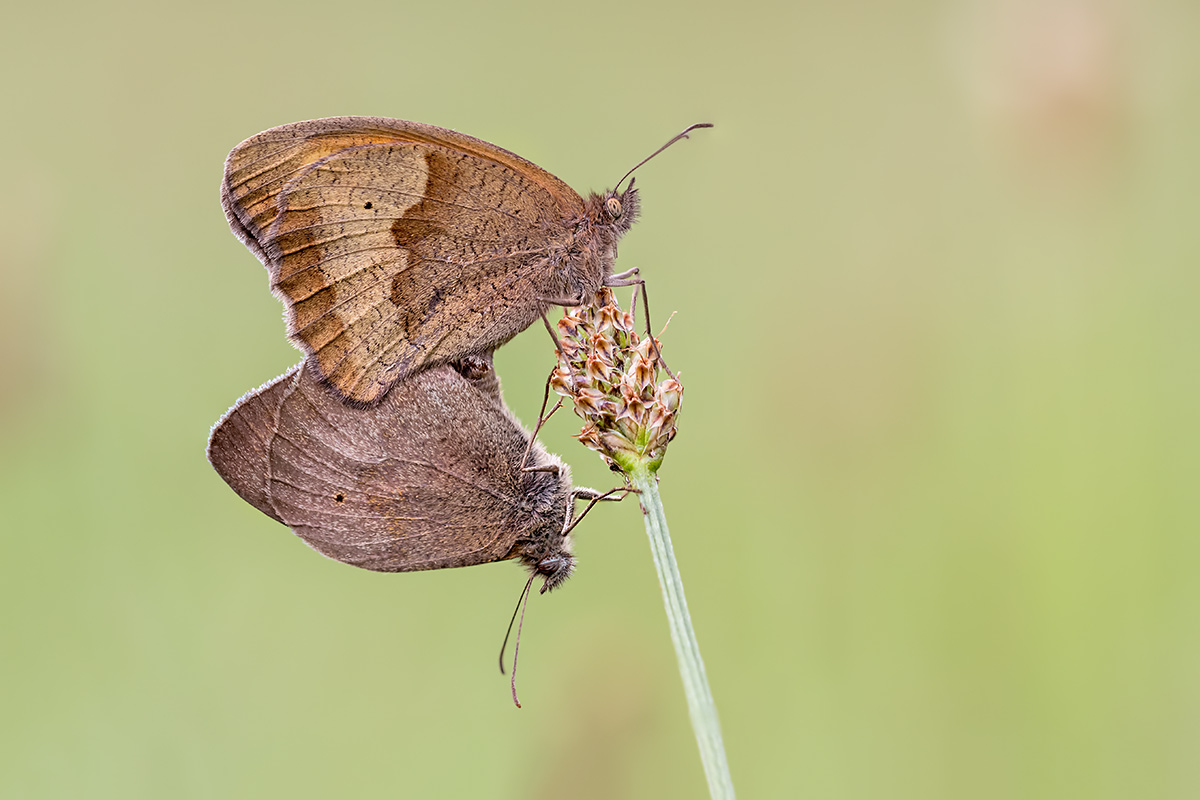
222 117 586 403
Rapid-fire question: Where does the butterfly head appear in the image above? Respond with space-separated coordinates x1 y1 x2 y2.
531 551 575 594
599 179 640 234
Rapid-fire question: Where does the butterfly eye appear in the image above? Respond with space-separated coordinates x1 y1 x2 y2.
537 555 566 575
605 196 623 218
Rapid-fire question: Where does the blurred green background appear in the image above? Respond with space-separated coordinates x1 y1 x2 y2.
2 0 1198 797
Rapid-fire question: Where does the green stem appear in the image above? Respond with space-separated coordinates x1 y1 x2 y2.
628 465 736 799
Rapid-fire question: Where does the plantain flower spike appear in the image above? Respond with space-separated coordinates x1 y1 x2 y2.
552 288 682 474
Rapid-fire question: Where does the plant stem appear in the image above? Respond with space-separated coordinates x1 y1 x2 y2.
628 465 736 799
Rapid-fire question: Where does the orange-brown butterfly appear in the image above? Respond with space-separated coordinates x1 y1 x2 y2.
221 117 710 405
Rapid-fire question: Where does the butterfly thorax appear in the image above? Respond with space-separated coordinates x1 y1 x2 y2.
508 455 575 591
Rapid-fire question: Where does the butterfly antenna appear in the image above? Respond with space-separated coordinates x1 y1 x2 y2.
498 573 537 708
510 576 536 708
614 123 714 194
498 574 535 674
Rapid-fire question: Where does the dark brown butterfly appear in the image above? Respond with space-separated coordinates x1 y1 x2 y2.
206 356 620 592
221 117 710 404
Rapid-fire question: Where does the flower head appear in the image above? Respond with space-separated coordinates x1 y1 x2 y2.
553 288 681 473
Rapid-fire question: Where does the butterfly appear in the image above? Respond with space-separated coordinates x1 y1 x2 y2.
206 354 624 592
221 117 709 404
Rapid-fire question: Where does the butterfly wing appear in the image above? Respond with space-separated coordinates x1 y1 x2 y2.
222 117 588 404
209 360 570 573
206 367 300 524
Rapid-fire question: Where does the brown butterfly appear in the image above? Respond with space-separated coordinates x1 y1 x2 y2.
221 117 710 405
206 355 618 593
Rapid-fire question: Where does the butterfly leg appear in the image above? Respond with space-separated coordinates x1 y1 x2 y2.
560 485 640 538
572 486 631 501
538 293 588 307
603 274 678 381
519 364 564 472
605 266 641 286
540 311 565 356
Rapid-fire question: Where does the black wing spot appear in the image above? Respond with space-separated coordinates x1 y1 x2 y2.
364 202 373 210
334 493 345 503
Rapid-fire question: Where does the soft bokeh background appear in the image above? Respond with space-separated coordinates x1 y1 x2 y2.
2 0 1197 797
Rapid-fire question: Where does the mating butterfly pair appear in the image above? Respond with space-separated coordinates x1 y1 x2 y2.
207 117 707 590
